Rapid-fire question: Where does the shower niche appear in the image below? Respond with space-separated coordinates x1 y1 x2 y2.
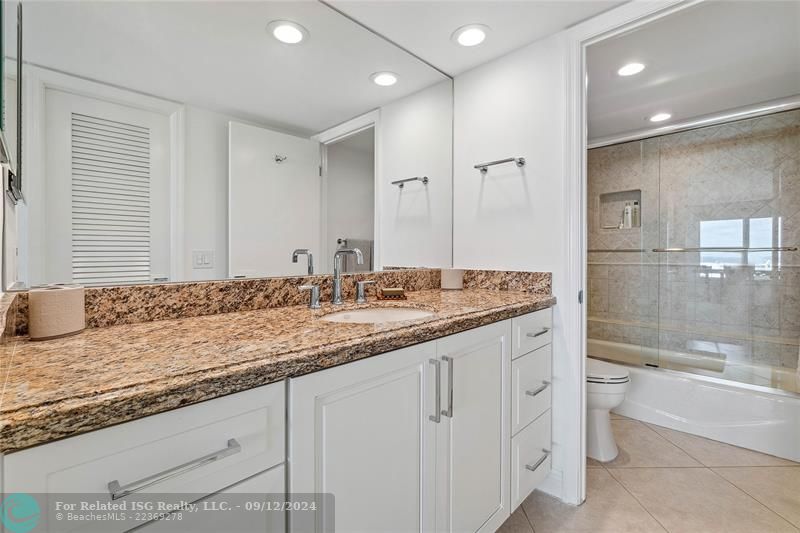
599 189 642 230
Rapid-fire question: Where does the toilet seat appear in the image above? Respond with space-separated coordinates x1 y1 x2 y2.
587 358 630 384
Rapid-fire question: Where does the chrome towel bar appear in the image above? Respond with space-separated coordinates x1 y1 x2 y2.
589 247 798 253
474 157 525 174
391 176 428 188
652 246 798 252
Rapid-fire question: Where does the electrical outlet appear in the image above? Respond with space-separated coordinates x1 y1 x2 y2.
191 250 215 269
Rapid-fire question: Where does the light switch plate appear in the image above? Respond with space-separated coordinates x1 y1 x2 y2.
191 250 215 269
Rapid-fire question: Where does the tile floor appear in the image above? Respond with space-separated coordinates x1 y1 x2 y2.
500 413 800 533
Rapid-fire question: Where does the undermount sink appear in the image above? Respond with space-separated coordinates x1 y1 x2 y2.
321 307 435 324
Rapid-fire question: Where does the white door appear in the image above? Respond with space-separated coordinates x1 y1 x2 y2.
228 121 321 278
44 88 171 285
436 321 511 533
289 342 438 533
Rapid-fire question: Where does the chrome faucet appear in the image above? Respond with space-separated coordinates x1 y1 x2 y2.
332 248 363 305
292 249 314 275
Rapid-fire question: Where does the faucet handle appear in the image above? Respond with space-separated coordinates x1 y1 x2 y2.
299 284 321 309
355 280 376 304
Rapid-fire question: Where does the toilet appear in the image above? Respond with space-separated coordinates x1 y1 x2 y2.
586 358 630 462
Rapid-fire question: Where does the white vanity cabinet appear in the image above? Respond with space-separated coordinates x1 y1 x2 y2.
2 382 286 533
290 317 548 533
289 341 440 533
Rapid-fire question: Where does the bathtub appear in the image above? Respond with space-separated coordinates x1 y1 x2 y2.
588 340 800 462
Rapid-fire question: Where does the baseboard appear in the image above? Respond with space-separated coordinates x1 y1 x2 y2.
536 468 563 500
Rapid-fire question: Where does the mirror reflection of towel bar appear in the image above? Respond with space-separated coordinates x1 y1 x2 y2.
391 176 428 188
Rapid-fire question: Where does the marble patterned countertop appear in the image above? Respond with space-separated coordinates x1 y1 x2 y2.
0 289 555 454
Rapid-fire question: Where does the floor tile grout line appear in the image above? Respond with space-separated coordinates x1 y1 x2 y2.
520 499 536 533
709 467 800 531
636 421 710 467
642 421 799 467
605 467 672 533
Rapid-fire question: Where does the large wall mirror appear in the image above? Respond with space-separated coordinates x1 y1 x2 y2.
2 0 453 288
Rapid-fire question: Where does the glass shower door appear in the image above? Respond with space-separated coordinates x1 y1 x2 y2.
655 110 800 393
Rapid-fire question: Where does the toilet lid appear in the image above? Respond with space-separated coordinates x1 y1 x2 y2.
587 358 630 383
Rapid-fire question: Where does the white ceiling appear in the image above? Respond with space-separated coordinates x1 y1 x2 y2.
12 1 448 135
587 0 800 142
331 0 624 76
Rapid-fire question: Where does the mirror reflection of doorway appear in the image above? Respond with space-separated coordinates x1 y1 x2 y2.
324 127 375 273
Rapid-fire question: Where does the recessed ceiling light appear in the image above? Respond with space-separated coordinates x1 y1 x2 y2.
267 20 308 44
649 112 672 123
617 62 645 76
451 24 489 47
370 72 398 87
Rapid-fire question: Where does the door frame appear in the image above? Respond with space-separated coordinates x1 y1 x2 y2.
23 64 186 285
313 110 381 272
562 0 702 503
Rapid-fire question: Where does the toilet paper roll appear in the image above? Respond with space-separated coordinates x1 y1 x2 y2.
29 284 86 341
441 269 465 290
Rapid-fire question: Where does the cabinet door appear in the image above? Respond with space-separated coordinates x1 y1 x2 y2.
289 342 438 533
435 320 511 533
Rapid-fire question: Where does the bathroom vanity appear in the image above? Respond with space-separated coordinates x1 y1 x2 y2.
0 280 554 533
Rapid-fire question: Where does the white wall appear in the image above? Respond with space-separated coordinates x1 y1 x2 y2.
453 34 583 504
182 106 233 281
379 80 453 269
325 129 374 272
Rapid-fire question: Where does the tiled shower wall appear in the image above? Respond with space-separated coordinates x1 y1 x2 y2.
588 108 800 373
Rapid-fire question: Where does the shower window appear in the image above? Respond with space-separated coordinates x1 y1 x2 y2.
699 217 779 272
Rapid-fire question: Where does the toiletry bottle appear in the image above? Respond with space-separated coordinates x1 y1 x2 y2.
623 202 633 229
632 201 641 227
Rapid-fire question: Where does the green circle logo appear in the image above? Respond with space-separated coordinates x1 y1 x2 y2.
0 493 40 533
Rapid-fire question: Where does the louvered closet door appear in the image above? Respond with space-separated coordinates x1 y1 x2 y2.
44 89 170 285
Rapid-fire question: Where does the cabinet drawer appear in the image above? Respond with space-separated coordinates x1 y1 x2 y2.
511 411 551 510
511 344 552 436
512 309 552 359
140 464 285 532
4 382 285 532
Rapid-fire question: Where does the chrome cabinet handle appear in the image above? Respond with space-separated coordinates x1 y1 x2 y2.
525 380 551 397
108 438 241 500
429 359 441 423
525 449 551 472
441 356 454 418
526 327 551 338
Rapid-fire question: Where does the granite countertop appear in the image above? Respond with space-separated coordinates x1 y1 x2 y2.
0 289 555 454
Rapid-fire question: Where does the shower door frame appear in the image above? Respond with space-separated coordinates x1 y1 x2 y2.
561 0 702 505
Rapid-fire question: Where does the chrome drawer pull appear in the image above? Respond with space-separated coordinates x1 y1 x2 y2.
108 438 241 500
526 327 551 338
525 380 551 397
441 356 454 418
525 449 551 472
429 358 441 423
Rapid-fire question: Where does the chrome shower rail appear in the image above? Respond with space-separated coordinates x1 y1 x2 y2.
391 176 428 188
652 247 798 252
588 249 646 253
474 157 526 173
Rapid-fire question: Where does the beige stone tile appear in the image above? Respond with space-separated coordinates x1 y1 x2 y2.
609 412 631 420
714 466 800 528
498 507 534 533
522 469 665 533
587 457 605 468
603 421 702 468
646 423 798 467
608 467 797 533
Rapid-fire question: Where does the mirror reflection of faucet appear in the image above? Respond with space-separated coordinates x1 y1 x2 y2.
292 249 314 275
